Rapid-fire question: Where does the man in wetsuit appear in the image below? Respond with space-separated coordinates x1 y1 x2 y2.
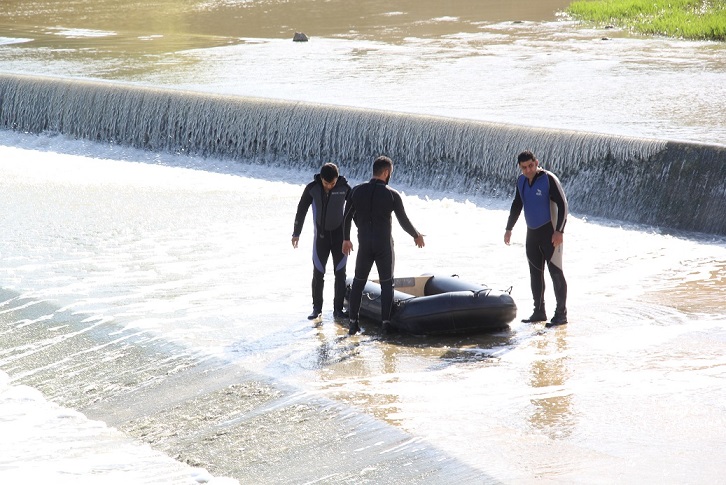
343 156 425 335
504 150 569 327
292 163 352 321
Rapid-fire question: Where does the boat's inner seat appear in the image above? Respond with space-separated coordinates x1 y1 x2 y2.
374 276 433 298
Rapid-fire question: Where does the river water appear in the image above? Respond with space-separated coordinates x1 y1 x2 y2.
1 1 725 484
2 0 726 144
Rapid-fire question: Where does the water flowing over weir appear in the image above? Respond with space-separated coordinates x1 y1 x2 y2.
2 73 725 235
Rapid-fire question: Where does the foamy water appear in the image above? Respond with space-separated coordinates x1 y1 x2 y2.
1 131 724 482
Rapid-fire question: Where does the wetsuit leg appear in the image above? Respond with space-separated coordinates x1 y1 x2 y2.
312 230 332 312
333 269 346 312
374 237 395 322
547 244 568 317
348 242 375 321
330 226 348 313
525 226 548 315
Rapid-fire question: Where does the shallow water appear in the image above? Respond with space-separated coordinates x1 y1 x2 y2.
1 132 725 483
1 0 726 482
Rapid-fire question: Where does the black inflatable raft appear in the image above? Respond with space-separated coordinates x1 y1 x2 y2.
345 274 517 335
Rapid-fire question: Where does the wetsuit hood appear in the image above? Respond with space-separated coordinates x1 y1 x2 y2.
313 173 349 186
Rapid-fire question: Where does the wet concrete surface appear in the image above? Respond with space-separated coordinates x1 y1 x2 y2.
0 289 494 484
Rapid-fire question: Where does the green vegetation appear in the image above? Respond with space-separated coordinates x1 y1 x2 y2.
566 0 726 41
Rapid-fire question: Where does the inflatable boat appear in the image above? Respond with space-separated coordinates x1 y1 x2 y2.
344 274 517 335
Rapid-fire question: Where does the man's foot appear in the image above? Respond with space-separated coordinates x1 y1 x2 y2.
381 320 392 335
333 309 349 319
348 319 360 335
545 314 568 327
522 311 547 323
307 309 322 321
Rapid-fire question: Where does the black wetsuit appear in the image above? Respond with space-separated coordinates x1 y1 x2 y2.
293 174 351 313
344 178 421 322
506 169 568 318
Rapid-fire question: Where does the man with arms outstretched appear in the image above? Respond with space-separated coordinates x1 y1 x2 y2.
343 156 425 335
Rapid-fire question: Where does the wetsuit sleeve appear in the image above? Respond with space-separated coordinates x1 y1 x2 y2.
392 190 421 239
547 173 568 233
343 188 356 240
505 188 523 231
292 185 313 237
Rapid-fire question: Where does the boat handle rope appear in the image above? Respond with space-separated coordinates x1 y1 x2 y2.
395 297 416 306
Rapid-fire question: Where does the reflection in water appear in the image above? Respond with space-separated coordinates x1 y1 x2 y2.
0 0 573 78
1 1 236 53
647 261 726 314
527 327 573 440
1 0 573 45
313 329 360 368
309 325 407 425
308 321 522 427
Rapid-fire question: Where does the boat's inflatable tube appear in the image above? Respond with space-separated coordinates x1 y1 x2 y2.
346 274 517 335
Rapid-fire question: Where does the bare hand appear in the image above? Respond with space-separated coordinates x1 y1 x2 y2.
414 235 425 248
342 240 354 256
291 236 299 248
552 231 563 247
504 230 512 245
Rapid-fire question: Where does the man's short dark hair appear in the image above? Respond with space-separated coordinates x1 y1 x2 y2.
517 150 536 164
372 156 393 176
320 163 339 182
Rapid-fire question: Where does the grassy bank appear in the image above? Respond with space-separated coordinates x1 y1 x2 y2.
566 0 726 41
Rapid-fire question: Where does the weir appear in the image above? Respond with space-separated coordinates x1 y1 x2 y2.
1 73 725 235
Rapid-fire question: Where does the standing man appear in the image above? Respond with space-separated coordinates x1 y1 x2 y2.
504 150 569 327
292 163 352 321
343 155 425 335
